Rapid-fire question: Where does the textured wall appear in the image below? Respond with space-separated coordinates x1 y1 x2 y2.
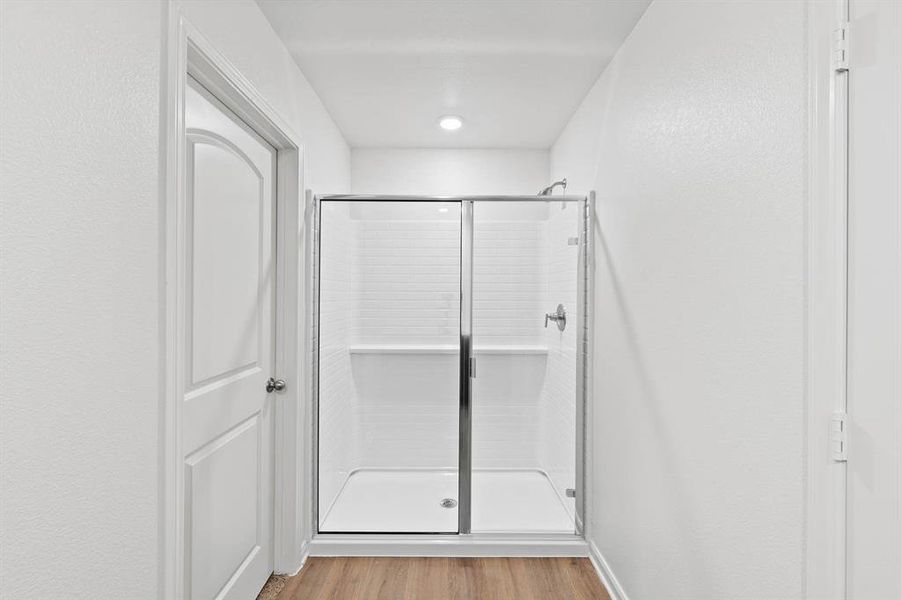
351 148 549 196
550 1 807 598
177 0 351 193
0 0 351 595
0 1 164 597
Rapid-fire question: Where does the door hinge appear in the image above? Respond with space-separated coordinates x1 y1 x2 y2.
831 411 848 461
469 356 477 379
832 22 850 72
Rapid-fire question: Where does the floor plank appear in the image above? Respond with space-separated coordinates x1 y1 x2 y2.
276 557 611 600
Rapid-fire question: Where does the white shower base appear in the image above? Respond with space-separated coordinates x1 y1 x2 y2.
319 469 574 534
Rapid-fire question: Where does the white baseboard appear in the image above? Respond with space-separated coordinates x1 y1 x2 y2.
279 542 310 577
588 540 629 600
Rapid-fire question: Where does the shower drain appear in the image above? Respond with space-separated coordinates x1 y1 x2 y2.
440 498 457 509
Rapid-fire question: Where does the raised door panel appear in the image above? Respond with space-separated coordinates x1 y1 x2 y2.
188 137 262 386
186 417 261 600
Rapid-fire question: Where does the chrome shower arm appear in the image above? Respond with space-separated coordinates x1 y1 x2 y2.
538 178 567 196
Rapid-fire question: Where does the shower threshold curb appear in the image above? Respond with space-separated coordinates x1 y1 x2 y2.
308 534 588 557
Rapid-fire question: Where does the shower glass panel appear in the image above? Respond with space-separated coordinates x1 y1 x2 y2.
470 200 581 533
317 200 461 533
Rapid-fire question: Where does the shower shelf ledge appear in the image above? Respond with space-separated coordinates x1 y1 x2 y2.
348 344 548 355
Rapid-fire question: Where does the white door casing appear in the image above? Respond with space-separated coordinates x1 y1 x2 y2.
846 1 901 597
181 76 276 600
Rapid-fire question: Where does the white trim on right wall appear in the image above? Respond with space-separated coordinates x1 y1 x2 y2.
805 0 851 597
588 541 629 600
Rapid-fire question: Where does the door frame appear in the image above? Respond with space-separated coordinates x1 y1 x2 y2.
806 0 852 598
162 6 307 598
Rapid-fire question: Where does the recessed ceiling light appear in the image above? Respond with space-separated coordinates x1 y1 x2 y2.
439 115 463 131
438 207 449 213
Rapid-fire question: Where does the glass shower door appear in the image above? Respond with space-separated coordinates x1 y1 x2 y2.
317 200 461 533
469 199 582 533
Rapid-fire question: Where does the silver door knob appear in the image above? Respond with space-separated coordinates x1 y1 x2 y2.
266 377 287 393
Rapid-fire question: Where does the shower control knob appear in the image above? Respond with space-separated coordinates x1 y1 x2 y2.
266 377 287 393
544 304 567 331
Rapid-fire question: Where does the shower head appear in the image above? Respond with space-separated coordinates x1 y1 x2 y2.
538 178 567 196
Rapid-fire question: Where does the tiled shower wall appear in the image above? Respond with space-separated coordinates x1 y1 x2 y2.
351 211 461 468
347 211 552 471
317 203 360 515
472 217 547 346
471 213 548 469
318 201 580 511
352 212 460 346
539 204 581 517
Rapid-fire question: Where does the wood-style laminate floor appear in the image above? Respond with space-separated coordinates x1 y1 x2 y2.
275 557 612 600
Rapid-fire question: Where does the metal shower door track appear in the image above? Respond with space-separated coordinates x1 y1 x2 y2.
319 194 586 203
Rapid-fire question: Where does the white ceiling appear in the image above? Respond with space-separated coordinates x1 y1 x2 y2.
256 0 650 149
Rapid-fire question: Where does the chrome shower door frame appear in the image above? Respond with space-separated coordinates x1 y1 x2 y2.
311 193 592 542
459 199 474 534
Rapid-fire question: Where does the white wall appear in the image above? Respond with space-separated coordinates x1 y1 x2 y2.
0 2 163 596
176 0 351 193
351 148 549 196
551 1 807 598
0 1 350 596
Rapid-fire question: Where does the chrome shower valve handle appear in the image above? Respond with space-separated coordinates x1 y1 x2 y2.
545 304 567 331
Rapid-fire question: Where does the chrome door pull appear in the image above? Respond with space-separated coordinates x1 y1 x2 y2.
266 377 287 393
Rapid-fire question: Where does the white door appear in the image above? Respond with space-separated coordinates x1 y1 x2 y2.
181 76 276 600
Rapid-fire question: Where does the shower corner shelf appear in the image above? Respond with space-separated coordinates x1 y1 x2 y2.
348 344 548 356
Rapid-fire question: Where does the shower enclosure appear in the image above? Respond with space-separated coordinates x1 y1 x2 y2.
313 194 591 538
